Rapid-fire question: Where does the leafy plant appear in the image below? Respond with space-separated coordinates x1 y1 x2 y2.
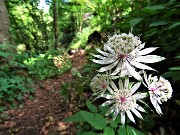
24 52 72 79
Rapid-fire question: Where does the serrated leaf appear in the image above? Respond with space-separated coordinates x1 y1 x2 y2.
86 100 98 113
103 127 115 135
149 21 168 27
129 18 143 27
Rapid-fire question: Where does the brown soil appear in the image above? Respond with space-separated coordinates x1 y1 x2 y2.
0 49 87 135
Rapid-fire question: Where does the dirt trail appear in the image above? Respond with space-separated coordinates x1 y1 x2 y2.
0 49 87 135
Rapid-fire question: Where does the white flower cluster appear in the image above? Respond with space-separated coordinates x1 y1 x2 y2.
91 32 173 124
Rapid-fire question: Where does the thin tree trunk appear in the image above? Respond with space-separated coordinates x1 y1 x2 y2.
53 0 58 49
0 0 10 44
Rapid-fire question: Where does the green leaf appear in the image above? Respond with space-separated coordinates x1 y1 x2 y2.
143 4 165 10
64 111 107 130
63 110 88 122
103 127 115 135
149 21 168 27
86 100 98 113
118 125 146 135
118 125 126 135
169 22 180 29
110 115 120 128
169 66 180 71
80 132 99 135
129 18 143 27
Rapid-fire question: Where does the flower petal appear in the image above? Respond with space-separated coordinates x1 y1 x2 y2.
92 59 114 64
133 93 147 100
105 45 115 54
96 48 110 57
105 104 116 116
134 55 165 63
100 94 113 99
118 78 124 89
126 110 135 123
131 61 156 71
98 60 119 72
111 60 122 75
131 108 143 119
150 94 163 115
110 81 118 92
135 104 146 112
113 107 120 120
130 82 141 94
125 61 142 81
101 100 114 106
107 86 114 94
121 112 126 124
138 47 158 56
124 77 129 89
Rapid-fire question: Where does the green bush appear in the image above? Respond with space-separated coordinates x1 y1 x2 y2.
24 52 72 79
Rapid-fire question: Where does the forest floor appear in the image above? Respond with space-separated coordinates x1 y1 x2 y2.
0 49 87 135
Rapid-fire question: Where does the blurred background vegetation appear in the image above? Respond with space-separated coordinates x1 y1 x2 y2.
0 0 180 134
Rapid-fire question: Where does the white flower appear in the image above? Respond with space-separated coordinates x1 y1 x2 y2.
90 72 119 94
100 77 147 124
144 73 173 115
92 32 165 81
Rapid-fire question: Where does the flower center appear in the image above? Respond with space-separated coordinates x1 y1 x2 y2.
100 82 107 89
150 87 158 93
120 96 126 103
118 54 128 59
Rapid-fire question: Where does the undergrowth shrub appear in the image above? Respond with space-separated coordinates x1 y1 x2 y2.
0 44 34 113
24 51 72 79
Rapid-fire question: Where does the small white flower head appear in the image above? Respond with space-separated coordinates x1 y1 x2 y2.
144 73 173 114
92 32 165 81
100 77 147 124
90 73 109 93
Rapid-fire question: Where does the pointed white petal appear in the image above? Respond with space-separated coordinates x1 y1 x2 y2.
133 93 147 100
111 60 122 75
124 77 129 89
130 82 141 94
110 81 118 91
135 104 146 112
96 48 110 57
105 45 115 54
101 100 114 106
125 61 142 81
105 104 116 116
126 110 135 123
113 107 120 120
92 59 112 64
135 55 165 63
107 86 114 94
118 78 124 89
91 54 108 59
138 47 158 56
100 94 113 99
131 61 156 71
150 95 163 115
98 60 119 72
131 108 143 119
143 71 149 87
121 112 126 124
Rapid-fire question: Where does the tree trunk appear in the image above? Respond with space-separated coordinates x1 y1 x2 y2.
0 0 10 44
53 0 58 49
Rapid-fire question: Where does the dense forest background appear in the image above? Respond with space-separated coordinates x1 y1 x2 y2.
0 0 180 134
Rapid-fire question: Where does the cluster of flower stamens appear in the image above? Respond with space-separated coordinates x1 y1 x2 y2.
114 89 135 111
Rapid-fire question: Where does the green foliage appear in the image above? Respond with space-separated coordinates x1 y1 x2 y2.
0 44 34 112
64 100 147 134
24 52 72 79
